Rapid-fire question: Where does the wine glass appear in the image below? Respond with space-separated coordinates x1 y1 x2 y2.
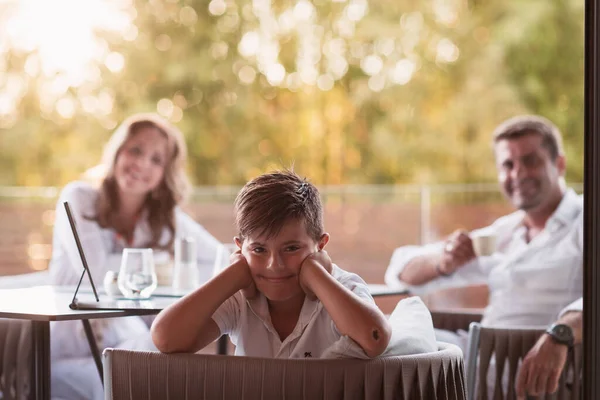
212 243 238 277
118 248 157 298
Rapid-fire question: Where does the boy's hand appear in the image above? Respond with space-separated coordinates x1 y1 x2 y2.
229 250 258 299
299 250 333 299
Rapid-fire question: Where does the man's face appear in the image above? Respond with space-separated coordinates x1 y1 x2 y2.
494 133 565 212
237 218 327 303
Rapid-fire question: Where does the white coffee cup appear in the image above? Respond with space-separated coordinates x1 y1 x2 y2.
472 234 497 257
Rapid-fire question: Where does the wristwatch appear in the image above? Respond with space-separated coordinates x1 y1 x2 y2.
545 323 574 348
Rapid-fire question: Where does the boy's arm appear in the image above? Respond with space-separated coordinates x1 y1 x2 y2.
151 254 252 353
300 251 391 358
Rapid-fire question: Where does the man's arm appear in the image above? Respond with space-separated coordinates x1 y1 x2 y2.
400 230 476 285
301 251 391 358
516 310 583 399
151 254 252 353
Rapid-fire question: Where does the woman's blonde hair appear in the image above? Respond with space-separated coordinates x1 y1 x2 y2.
93 113 190 250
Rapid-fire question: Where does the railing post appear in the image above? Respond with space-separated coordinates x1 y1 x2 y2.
419 185 431 245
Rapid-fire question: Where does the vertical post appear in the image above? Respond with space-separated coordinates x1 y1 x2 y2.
584 0 600 398
217 335 228 355
420 185 431 245
82 319 104 383
31 321 50 400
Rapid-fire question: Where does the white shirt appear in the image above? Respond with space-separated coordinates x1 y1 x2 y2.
49 181 222 359
384 189 583 327
211 265 374 358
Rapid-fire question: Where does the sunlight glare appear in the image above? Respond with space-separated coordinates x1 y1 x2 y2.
6 0 131 86
436 38 459 63
391 59 416 85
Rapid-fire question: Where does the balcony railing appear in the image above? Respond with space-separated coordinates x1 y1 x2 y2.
0 183 583 285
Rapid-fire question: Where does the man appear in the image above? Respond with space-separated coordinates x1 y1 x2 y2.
384 115 583 396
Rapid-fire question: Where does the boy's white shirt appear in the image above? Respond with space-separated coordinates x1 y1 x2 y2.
211 264 374 359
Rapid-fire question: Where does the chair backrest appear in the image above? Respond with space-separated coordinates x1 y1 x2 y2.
0 272 48 400
431 310 483 333
466 323 582 400
103 342 467 400
0 319 32 400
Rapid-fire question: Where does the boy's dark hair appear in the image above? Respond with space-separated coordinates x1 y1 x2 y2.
235 170 324 242
492 115 564 161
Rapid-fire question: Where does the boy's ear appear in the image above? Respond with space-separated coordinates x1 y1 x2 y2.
234 236 243 250
317 233 330 250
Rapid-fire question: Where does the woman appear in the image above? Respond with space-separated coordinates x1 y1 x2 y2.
49 113 221 399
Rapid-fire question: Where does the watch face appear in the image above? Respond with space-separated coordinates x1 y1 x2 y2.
548 323 574 346
555 325 569 340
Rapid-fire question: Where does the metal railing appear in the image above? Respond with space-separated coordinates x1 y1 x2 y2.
0 183 583 278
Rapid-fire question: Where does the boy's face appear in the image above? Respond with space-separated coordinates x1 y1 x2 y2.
236 218 329 303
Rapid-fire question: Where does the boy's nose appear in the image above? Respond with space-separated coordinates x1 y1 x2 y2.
267 253 285 270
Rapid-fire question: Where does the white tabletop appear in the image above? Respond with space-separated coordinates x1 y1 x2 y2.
81 283 409 298
0 282 410 322
366 283 410 297
0 286 160 321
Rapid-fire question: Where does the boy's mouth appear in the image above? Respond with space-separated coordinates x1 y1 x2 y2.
260 275 294 283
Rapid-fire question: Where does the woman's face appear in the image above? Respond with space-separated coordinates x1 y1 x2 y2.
114 126 169 200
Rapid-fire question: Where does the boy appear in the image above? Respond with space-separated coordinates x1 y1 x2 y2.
151 170 391 358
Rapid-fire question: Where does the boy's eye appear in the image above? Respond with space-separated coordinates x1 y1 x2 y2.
251 247 265 254
285 245 300 252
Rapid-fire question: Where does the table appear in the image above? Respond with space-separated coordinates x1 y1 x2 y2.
0 286 164 400
367 283 410 297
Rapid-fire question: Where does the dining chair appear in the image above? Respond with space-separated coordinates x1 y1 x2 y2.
0 271 47 400
466 323 582 400
431 309 484 333
103 342 467 400
0 318 32 400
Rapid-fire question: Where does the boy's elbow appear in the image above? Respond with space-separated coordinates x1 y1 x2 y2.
150 321 183 354
150 324 171 353
362 324 392 358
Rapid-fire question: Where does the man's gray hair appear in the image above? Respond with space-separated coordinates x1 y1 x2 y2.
493 115 564 160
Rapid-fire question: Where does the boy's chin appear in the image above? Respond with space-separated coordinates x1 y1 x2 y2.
259 286 304 303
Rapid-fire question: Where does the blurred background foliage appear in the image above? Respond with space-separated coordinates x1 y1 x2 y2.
0 0 584 186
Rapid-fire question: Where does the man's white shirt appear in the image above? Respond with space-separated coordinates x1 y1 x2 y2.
212 265 373 358
384 189 583 327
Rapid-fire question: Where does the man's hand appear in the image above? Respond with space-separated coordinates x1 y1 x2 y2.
516 334 568 399
299 250 333 299
228 250 257 299
438 229 477 275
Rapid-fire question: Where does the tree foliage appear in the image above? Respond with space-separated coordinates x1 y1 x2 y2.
0 0 584 186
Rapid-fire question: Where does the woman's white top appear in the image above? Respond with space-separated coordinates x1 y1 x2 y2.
49 181 221 286
49 181 221 359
